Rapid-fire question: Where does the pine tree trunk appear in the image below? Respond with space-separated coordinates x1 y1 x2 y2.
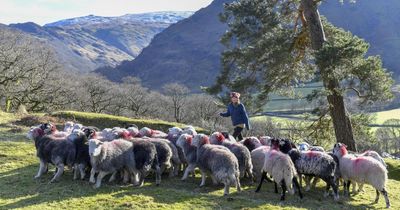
301 0 357 151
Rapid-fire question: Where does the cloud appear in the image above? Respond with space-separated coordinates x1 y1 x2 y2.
0 0 213 25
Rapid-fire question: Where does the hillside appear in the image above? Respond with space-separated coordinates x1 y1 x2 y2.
0 110 399 209
4 12 193 72
98 0 400 91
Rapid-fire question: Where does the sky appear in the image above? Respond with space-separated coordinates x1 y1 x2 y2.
0 0 214 25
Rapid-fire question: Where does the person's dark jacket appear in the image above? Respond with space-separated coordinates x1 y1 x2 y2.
220 103 250 130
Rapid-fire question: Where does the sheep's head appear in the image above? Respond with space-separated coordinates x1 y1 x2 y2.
27 127 44 140
270 138 281 150
83 128 97 139
210 132 225 144
120 129 132 140
259 136 272 146
298 142 310 151
73 123 83 131
176 134 192 149
125 124 138 129
40 123 54 134
63 121 74 132
191 134 209 147
68 129 85 142
127 127 139 137
88 139 103 157
333 143 347 157
182 126 197 136
242 137 261 152
279 139 294 154
168 127 182 137
139 127 152 137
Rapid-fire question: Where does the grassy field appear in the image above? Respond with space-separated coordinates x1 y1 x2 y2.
1 111 400 209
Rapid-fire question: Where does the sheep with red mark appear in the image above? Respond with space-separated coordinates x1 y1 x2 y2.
352 150 387 193
250 145 270 182
333 143 390 208
280 139 339 201
210 132 253 180
182 125 197 136
255 138 303 201
88 139 136 188
139 127 168 138
28 127 76 183
176 133 197 180
259 136 272 146
191 134 241 196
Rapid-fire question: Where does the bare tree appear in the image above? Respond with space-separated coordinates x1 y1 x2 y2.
163 83 189 123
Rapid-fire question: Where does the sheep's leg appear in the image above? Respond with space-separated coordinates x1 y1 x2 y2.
344 180 351 197
274 182 279 194
381 188 390 208
255 171 267 193
327 176 339 201
123 170 130 184
73 164 79 180
89 168 97 184
79 164 86 180
199 170 207 187
280 180 286 201
155 165 161 186
34 159 46 179
50 164 64 183
223 180 230 196
108 171 117 183
292 177 303 199
236 175 242 192
247 169 254 184
351 182 358 194
181 164 196 180
137 172 145 187
169 165 175 178
95 171 110 188
304 176 311 191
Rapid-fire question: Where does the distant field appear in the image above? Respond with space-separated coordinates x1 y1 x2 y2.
372 108 400 124
1 111 400 209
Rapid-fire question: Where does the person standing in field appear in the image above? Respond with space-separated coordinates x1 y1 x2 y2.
219 92 250 141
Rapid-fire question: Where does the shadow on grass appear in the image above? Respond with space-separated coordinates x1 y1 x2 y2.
0 163 394 209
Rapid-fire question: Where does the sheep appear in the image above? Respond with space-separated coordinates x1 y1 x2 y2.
166 127 187 173
299 142 325 152
352 150 388 193
88 139 136 188
168 127 183 138
28 127 76 183
176 134 197 180
127 127 140 138
130 140 160 186
251 146 270 182
255 138 303 201
139 127 168 138
182 125 197 136
68 129 91 180
221 131 237 143
191 134 241 196
240 137 263 152
63 121 75 133
210 132 253 180
279 139 339 201
259 136 272 146
333 143 390 208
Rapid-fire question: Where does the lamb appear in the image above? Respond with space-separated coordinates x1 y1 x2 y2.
191 134 241 196
279 139 339 201
210 132 253 180
352 150 387 193
88 139 136 188
255 138 303 201
333 143 390 208
68 129 91 180
241 136 263 152
28 127 76 183
176 134 197 180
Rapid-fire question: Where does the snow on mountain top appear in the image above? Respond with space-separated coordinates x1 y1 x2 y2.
44 11 194 27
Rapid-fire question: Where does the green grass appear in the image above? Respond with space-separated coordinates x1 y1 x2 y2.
371 108 400 124
1 111 400 209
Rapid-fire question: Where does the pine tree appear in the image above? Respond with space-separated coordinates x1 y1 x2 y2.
207 0 393 151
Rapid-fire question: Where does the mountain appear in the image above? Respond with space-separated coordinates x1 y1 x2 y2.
98 0 400 91
5 11 193 72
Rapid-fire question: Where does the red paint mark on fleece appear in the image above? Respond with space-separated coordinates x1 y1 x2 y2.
216 133 225 142
185 136 193 144
201 135 210 144
305 151 321 158
340 145 348 156
353 157 368 173
120 131 132 140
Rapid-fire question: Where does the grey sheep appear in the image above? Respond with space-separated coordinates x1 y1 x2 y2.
176 133 197 180
88 139 136 188
210 132 253 180
191 134 241 196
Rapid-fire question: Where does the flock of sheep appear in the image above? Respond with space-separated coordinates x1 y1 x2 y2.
26 122 391 208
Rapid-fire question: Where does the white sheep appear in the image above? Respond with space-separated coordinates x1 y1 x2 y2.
333 143 390 208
